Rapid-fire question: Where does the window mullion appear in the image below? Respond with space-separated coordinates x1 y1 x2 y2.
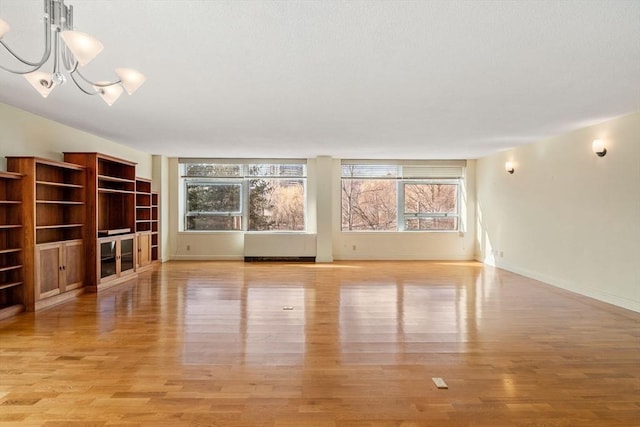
242 179 249 231
398 180 405 231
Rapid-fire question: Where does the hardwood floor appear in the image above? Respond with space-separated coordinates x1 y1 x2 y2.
0 261 638 426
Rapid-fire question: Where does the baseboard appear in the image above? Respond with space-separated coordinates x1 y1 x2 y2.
494 260 639 313
170 255 244 261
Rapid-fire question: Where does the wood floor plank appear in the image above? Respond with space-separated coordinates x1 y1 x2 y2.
0 261 638 426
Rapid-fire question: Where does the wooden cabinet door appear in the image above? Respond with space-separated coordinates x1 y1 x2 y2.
35 243 62 300
99 238 118 282
137 232 151 268
119 236 136 277
63 240 84 291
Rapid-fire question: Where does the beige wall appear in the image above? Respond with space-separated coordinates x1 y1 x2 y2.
0 103 152 177
476 112 640 312
168 157 476 261
333 159 476 260
6 101 637 311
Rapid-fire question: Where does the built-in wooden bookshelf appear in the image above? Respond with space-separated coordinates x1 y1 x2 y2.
135 178 152 232
0 171 25 319
64 152 137 291
151 192 159 262
6 157 86 311
135 178 153 272
1 152 160 314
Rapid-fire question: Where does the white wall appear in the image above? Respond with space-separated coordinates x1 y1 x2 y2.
168 156 476 261
0 103 153 177
476 112 640 312
152 155 170 262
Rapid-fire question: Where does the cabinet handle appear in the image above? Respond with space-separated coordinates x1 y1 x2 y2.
59 265 63 271
63 265 66 271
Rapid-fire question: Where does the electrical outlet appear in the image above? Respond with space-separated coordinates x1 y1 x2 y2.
352 245 356 251
499 251 504 258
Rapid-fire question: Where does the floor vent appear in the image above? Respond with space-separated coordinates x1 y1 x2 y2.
244 256 316 263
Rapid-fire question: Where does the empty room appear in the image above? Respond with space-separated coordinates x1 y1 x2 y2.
0 0 638 426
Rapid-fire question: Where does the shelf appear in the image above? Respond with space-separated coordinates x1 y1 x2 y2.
98 174 135 184
0 172 22 180
36 200 84 205
36 180 83 189
36 223 84 230
0 248 21 254
0 166 24 318
98 188 135 194
98 228 132 236
0 265 22 273
0 281 23 291
0 304 25 320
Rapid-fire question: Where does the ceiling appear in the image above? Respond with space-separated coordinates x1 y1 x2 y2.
0 0 638 160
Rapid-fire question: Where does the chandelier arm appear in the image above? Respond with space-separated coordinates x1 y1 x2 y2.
74 68 122 87
61 43 76 72
0 15 52 72
69 70 99 95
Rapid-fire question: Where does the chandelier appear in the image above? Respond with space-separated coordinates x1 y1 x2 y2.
0 0 145 105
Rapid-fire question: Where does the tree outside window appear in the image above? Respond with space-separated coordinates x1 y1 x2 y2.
341 164 462 232
182 163 306 231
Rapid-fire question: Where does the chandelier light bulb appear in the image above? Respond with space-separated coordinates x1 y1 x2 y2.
94 82 123 106
60 30 104 66
24 71 56 98
115 68 146 95
0 19 10 39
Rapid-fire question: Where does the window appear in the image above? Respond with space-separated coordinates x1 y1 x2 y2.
341 162 464 232
185 182 243 230
181 161 306 231
403 182 459 230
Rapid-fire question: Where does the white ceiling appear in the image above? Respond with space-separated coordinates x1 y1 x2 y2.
0 0 638 159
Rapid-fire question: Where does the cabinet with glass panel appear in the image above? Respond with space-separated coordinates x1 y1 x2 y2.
64 152 137 291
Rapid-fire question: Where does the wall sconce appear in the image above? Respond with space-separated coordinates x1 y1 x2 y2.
592 139 607 157
505 161 515 174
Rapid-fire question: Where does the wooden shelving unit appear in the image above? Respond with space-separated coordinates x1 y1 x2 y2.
151 191 159 262
6 157 86 311
0 171 25 319
135 178 153 272
64 152 137 291
1 152 160 314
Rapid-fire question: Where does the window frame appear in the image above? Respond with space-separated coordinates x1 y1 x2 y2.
180 162 307 232
183 179 244 231
399 179 461 232
341 162 464 233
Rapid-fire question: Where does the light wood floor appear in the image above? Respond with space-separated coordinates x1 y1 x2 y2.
0 261 638 426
